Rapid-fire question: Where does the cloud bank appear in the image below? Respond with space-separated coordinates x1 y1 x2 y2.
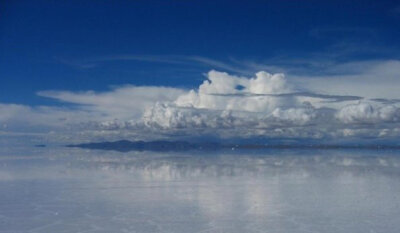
1 68 400 143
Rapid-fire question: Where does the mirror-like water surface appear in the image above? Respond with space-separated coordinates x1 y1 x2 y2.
1 147 400 233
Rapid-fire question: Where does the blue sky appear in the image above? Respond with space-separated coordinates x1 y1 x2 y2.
2 0 400 105
1 0 400 142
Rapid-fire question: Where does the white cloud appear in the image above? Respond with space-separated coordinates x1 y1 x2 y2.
293 60 400 99
141 70 400 140
1 67 400 142
142 71 312 132
175 70 295 112
38 86 185 120
0 103 101 132
336 102 400 124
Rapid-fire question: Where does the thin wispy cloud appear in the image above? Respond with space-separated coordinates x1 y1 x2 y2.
57 55 253 75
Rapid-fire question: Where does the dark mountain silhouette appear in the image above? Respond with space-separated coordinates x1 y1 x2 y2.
66 140 222 152
66 140 400 152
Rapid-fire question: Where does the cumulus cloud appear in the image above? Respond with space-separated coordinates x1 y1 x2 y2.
336 102 400 124
140 70 400 140
1 69 400 142
142 71 313 131
174 70 295 112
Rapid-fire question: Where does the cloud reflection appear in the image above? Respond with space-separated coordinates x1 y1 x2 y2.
1 148 400 232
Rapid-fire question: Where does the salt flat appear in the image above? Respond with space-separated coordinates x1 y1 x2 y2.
1 146 400 233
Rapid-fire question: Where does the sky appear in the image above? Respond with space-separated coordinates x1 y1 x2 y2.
1 0 400 143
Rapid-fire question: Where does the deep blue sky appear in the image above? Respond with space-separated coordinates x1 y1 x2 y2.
1 0 400 105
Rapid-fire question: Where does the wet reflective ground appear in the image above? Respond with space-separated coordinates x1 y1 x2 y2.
1 146 400 232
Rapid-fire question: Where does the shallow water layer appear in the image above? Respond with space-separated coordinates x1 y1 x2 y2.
1 147 400 233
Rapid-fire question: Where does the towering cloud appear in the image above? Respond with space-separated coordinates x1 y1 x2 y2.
174 70 294 112
143 70 312 132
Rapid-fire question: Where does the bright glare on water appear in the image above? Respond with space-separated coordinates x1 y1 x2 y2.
1 145 400 233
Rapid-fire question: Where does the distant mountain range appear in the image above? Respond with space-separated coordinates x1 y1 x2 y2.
66 140 400 152
67 140 221 152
